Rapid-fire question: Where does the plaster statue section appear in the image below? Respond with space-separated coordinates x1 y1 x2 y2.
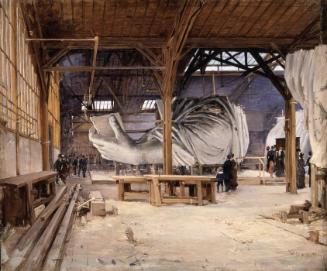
285 45 327 168
89 96 249 166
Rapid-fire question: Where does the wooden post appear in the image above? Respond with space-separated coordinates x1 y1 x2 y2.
40 90 50 170
285 98 297 193
163 95 173 174
311 164 318 207
161 0 204 174
11 1 20 175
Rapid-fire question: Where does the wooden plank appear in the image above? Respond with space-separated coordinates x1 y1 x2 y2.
152 177 161 207
196 181 203 206
118 179 124 201
5 186 70 271
311 164 318 207
112 176 147 182
21 202 68 271
40 186 68 221
161 198 198 204
43 185 80 271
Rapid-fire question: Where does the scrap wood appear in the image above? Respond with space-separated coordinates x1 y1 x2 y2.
20 201 68 271
4 186 71 271
40 186 71 221
43 184 80 271
76 197 95 210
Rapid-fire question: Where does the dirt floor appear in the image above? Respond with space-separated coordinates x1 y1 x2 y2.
61 174 327 271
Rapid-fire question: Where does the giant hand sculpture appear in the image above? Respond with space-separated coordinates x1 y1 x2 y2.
89 96 249 166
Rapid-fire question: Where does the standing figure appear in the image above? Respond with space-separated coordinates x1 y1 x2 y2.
306 151 312 187
276 147 285 177
223 155 232 192
265 146 270 171
267 146 275 177
72 156 78 175
297 152 306 189
60 155 69 183
53 154 63 184
79 155 88 178
230 153 238 190
216 167 224 193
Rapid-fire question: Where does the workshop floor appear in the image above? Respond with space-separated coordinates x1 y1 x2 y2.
61 175 327 271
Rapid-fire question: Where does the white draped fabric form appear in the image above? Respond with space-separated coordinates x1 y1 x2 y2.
266 111 311 157
285 45 327 168
89 96 249 166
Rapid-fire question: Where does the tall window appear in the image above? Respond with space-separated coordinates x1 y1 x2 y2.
0 1 41 140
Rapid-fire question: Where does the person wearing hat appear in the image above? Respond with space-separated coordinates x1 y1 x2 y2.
54 154 63 184
223 154 233 192
297 152 306 189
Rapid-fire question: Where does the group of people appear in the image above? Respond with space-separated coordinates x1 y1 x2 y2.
53 154 88 183
266 145 285 177
266 145 312 189
216 153 238 192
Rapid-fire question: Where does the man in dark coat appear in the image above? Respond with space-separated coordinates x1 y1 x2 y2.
230 153 238 190
223 154 232 192
72 156 78 175
53 154 63 183
297 152 306 189
306 151 312 187
79 155 88 178
276 147 285 177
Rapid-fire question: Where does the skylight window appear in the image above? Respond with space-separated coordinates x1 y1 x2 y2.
141 100 156 111
93 100 114 111
81 100 114 111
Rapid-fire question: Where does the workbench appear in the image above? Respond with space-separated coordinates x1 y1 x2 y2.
112 176 150 201
113 175 217 206
0 171 57 225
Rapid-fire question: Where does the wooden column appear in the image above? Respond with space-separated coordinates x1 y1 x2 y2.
161 0 204 174
12 1 19 175
40 91 50 171
284 98 297 193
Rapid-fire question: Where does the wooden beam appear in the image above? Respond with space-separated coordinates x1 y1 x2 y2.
43 65 165 72
43 47 71 68
28 36 302 50
321 0 327 44
250 50 290 99
86 36 99 103
101 78 124 111
285 98 297 194
43 185 80 271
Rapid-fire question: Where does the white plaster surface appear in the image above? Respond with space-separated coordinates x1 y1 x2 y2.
89 96 249 166
0 129 42 178
285 45 327 168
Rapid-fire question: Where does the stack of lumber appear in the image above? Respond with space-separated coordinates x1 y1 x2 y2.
4 184 80 271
